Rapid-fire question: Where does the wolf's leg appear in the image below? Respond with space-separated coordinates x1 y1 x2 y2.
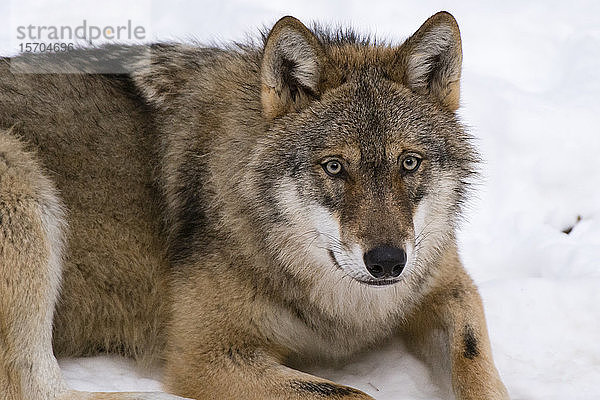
401 251 509 400
0 132 187 400
0 131 70 400
163 280 373 400
164 346 373 400
57 393 191 400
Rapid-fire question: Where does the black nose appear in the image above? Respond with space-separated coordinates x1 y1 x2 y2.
363 246 406 279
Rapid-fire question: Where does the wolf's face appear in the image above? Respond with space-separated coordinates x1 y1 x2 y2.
262 75 474 287
253 14 475 288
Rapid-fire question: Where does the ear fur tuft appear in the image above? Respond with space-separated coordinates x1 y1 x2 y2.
261 16 325 119
401 11 463 111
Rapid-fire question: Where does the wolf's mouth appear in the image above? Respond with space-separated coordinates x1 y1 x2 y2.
356 278 400 287
327 250 400 287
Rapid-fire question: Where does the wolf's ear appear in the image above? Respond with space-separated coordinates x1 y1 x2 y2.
261 16 325 120
399 12 463 111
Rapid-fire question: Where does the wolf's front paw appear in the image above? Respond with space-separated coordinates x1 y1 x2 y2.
456 387 510 400
58 390 194 400
122 393 194 400
291 381 375 399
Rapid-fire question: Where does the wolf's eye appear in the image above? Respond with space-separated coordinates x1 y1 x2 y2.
401 155 421 172
322 160 343 177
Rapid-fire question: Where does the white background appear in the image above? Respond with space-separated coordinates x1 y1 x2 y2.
2 1 600 399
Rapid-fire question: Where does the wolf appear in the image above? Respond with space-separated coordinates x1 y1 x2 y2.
0 11 509 400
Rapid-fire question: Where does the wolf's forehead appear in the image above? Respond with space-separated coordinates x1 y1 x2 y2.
316 112 430 158
326 80 437 137
302 76 453 160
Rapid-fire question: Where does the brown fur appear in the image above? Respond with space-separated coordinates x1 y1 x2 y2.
0 12 508 400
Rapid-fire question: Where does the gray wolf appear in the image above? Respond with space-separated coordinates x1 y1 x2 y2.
0 11 509 400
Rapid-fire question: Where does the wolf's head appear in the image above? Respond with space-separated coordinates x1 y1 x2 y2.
253 12 477 288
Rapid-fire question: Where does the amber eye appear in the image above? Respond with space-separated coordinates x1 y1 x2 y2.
322 159 343 177
401 155 421 172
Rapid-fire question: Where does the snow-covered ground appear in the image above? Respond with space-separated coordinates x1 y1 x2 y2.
5 0 600 399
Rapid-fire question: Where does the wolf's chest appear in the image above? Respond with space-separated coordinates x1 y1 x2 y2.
260 283 411 361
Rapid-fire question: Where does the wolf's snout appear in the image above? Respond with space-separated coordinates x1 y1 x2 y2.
363 246 407 279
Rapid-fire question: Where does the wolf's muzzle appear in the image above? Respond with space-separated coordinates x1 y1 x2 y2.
363 246 406 279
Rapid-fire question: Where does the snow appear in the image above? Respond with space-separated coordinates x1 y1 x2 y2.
4 0 600 399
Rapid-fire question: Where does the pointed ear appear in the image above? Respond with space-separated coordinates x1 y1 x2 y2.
261 16 325 120
400 12 463 111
